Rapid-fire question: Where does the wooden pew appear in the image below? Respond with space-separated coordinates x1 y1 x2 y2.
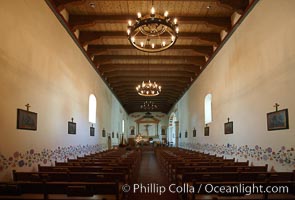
13 170 128 183
178 171 295 200
172 165 267 182
0 181 122 200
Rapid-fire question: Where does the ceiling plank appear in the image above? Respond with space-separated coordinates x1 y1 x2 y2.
79 31 221 46
52 0 85 10
103 71 196 78
110 83 189 89
69 15 231 31
93 55 206 66
88 45 213 57
218 0 249 14
99 64 200 73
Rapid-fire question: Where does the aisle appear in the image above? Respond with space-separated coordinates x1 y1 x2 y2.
127 149 177 200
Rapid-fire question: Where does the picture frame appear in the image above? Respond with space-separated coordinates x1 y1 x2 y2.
68 122 76 134
267 109 289 131
193 128 196 137
130 129 135 135
90 127 95 136
102 129 106 137
161 128 166 135
224 121 233 134
204 126 209 136
17 109 37 131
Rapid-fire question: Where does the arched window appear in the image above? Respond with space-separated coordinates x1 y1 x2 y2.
122 120 125 133
204 94 212 124
89 94 96 123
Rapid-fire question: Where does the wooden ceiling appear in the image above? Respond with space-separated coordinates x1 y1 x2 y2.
48 0 258 114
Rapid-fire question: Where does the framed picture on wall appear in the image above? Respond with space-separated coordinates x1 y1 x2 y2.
193 128 196 137
267 109 289 131
102 129 106 137
17 109 37 131
204 126 209 136
68 122 76 134
224 121 233 134
161 128 166 135
90 127 95 136
130 129 135 135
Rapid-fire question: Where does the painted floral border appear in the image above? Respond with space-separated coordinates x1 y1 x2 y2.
179 142 295 168
0 144 105 172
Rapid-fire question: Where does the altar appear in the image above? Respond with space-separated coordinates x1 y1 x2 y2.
135 114 160 136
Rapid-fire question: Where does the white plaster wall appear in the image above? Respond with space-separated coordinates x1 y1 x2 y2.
0 1 127 180
174 0 295 171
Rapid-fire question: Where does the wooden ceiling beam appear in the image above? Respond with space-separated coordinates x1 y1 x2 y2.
103 71 196 78
93 55 206 66
218 0 249 14
124 101 173 105
79 31 220 46
110 83 189 89
99 64 200 73
120 98 177 103
88 45 213 57
52 0 85 11
116 93 182 98
106 76 191 83
53 0 249 10
69 15 231 31
114 88 186 94
121 100 176 105
108 82 190 88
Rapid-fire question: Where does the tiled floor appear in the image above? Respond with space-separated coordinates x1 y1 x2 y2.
127 149 177 200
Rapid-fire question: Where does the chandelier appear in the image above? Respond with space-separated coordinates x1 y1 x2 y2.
136 80 161 96
127 3 179 53
141 101 158 111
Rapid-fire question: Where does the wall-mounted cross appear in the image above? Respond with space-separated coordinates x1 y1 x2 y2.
25 104 31 111
274 103 280 111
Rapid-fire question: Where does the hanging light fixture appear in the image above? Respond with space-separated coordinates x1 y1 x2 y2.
136 80 161 96
136 54 162 96
127 1 179 53
140 101 158 110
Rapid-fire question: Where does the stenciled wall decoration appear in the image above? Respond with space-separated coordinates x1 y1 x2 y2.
179 142 295 169
0 144 104 172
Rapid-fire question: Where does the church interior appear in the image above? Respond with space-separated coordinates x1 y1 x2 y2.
0 0 294 199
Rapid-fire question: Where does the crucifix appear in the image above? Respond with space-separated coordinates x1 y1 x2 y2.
144 124 151 136
25 104 31 111
273 103 280 111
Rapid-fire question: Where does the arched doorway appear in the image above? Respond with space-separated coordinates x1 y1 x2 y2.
168 113 177 147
